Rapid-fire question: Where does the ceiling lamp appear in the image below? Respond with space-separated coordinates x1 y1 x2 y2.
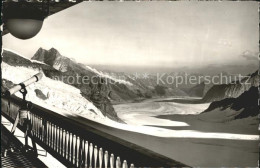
3 1 48 40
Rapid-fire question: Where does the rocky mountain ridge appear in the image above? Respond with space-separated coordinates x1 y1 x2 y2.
201 86 258 121
202 71 259 102
32 47 70 72
30 48 190 99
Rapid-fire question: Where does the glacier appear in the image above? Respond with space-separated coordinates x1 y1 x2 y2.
1 62 259 140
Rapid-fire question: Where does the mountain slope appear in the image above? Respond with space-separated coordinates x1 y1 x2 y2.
1 63 105 121
2 49 121 121
183 82 205 97
32 47 72 72
202 71 259 102
200 86 258 121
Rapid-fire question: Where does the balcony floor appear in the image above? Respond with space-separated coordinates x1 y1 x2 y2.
1 124 47 168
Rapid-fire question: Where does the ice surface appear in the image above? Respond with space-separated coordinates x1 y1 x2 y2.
2 62 104 120
85 65 132 85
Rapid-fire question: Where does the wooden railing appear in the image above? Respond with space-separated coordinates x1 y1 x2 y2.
1 95 188 167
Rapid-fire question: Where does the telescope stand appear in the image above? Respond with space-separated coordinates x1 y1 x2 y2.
3 84 38 158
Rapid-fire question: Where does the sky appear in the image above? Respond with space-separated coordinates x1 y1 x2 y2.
3 1 259 71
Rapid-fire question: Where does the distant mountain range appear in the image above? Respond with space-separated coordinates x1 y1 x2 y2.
182 82 205 97
30 48 191 98
152 69 258 121
2 48 190 120
3 48 259 122
5 48 257 103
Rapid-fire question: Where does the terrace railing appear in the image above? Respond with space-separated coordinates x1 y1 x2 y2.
1 95 188 167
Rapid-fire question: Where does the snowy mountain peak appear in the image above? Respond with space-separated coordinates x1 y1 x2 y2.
48 47 60 55
32 47 69 72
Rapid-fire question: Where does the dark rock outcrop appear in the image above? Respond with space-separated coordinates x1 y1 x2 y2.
34 89 48 100
202 71 259 102
32 48 70 72
88 77 122 122
202 86 259 119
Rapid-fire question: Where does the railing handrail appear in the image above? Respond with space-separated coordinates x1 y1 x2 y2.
1 95 188 167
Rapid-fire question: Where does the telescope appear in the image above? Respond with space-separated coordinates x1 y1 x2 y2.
3 72 43 96
2 72 43 157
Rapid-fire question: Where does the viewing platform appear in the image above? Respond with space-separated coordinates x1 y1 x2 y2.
1 95 189 167
1 124 46 167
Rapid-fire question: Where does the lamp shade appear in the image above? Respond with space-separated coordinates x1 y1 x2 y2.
3 2 46 40
6 19 43 40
